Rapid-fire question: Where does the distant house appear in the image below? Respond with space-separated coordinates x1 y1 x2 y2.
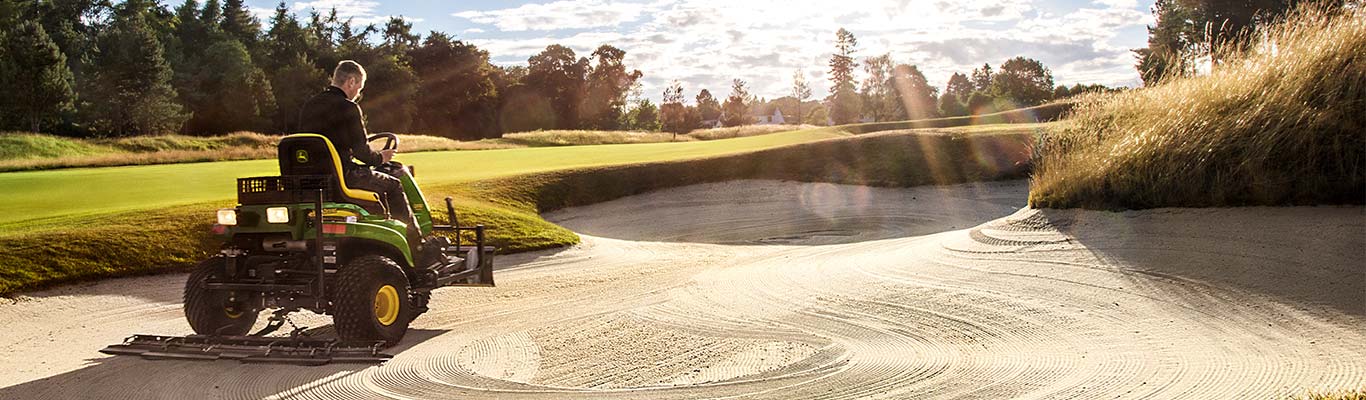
700 119 721 129
753 108 792 125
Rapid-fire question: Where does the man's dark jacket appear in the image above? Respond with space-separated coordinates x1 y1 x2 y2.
297 86 381 171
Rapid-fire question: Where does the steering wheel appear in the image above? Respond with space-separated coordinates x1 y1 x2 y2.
367 132 399 151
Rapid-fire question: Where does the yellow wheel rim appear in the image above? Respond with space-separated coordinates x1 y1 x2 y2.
224 307 243 319
374 285 400 326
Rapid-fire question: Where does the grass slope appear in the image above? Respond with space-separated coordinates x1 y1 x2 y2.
1030 6 1364 209
0 125 1040 294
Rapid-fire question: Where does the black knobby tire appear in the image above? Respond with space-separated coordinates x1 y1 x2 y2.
333 255 412 344
185 257 259 335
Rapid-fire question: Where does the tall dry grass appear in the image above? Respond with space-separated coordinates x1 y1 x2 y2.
1029 5 1365 209
688 124 816 140
0 132 501 171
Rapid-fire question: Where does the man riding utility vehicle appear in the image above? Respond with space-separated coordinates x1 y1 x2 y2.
100 61 495 365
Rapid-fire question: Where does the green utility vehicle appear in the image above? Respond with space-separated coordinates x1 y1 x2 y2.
102 133 494 365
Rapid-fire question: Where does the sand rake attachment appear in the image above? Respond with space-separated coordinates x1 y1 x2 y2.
100 334 393 366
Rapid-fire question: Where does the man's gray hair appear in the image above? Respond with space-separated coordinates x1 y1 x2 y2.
331 60 367 85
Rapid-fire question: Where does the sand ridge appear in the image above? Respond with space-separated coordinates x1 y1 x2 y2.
0 179 1362 399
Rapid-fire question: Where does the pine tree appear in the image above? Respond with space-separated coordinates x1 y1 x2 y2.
89 5 187 135
827 28 860 124
695 89 721 122
2 22 76 132
220 0 261 50
721 79 753 127
791 70 811 126
970 63 993 93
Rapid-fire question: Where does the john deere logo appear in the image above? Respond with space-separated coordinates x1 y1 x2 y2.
295 149 310 164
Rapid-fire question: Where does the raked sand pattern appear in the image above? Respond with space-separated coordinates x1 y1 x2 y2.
1 179 1362 399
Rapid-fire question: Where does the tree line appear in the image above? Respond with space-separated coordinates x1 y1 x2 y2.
0 0 647 139
0 0 1110 139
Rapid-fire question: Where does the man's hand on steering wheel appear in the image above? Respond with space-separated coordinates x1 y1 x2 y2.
367 132 400 165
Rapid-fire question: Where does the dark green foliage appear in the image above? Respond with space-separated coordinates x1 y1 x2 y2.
860 54 896 121
970 63 993 92
891 63 938 120
944 72 973 102
408 32 500 139
659 80 690 134
525 44 589 130
87 3 186 135
966 92 996 115
828 28 860 124
622 99 660 131
991 57 1054 107
939 93 967 117
1 21 76 132
581 45 642 130
182 39 275 134
1133 0 1328 85
695 89 721 122
721 79 753 127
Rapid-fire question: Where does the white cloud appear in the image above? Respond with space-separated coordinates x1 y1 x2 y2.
453 0 659 32
463 28 486 34
291 0 421 26
456 0 1150 102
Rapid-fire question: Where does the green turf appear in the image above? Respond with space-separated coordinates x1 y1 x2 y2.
0 128 848 232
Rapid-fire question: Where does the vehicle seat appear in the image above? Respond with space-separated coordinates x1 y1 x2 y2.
277 134 383 211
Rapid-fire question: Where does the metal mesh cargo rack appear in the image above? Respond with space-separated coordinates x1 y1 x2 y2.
238 175 336 205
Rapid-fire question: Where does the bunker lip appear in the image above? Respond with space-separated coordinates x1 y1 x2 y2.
1 179 1363 398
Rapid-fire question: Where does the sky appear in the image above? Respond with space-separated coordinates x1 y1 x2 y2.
244 0 1156 103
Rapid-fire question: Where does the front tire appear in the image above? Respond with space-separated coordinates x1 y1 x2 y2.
185 257 259 335
334 255 412 344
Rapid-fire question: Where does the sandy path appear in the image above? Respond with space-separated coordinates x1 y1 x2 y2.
0 179 1362 399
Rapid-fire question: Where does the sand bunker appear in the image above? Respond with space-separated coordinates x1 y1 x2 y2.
1 179 1362 399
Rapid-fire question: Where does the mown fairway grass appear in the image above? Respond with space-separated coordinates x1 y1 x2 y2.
0 122 1049 294
0 128 848 231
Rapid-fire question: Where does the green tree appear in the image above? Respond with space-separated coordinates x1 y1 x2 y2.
970 63 993 92
1134 0 1319 85
182 39 275 134
1 21 76 132
695 89 721 122
991 57 1053 107
944 72 973 103
860 54 895 122
409 32 501 139
892 64 938 120
361 53 418 133
803 105 829 125
88 2 187 135
1053 85 1071 99
721 79 753 127
380 16 419 60
791 70 811 126
581 45 642 130
220 0 261 54
659 80 690 135
525 44 588 129
269 53 326 132
622 99 659 131
938 93 966 117
827 28 860 124
966 91 995 115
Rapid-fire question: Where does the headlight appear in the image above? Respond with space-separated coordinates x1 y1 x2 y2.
217 209 238 226
266 207 290 224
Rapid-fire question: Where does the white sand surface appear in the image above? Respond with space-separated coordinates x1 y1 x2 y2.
1 179 1362 399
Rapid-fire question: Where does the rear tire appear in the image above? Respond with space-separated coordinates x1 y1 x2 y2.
185 257 259 335
333 255 412 344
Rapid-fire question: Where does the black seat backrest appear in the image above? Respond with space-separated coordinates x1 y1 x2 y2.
278 134 337 177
